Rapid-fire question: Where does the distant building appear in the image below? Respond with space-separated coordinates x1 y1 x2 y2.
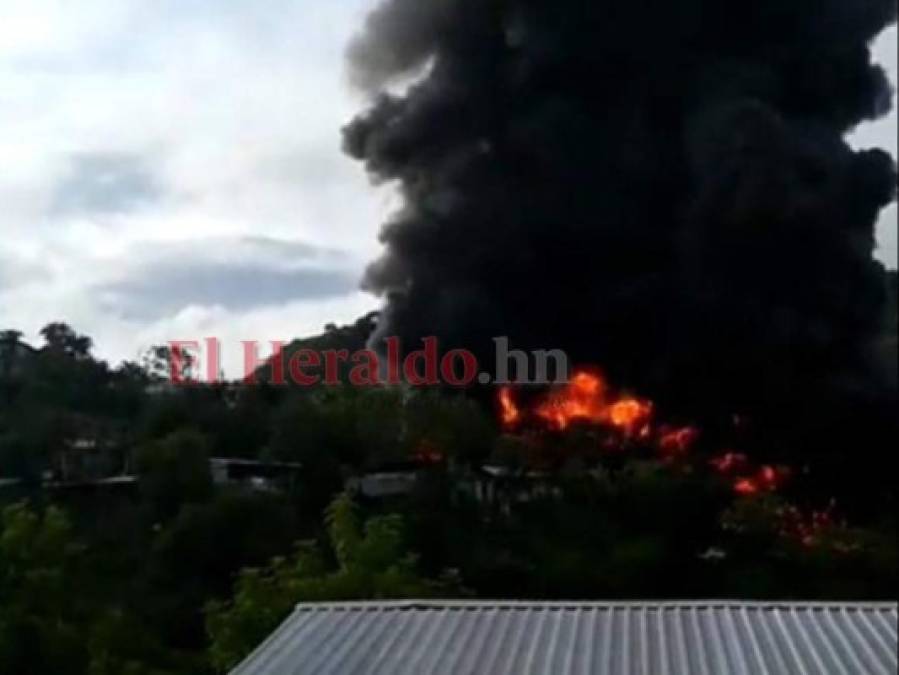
348 460 558 505
230 600 898 675
52 435 129 485
210 458 303 493
44 474 138 495
348 470 420 499
459 464 557 512
345 456 444 500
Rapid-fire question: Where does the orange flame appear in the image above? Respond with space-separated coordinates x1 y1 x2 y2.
609 398 654 435
535 371 608 430
732 465 789 496
658 426 700 457
532 370 653 437
496 370 795 500
498 387 521 428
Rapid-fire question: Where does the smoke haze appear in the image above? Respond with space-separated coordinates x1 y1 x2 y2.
344 0 898 497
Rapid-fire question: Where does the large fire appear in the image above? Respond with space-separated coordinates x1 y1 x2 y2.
529 371 655 437
495 368 851 550
501 370 687 448
498 369 785 496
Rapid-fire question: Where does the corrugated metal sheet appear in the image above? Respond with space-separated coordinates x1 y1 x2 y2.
231 600 898 675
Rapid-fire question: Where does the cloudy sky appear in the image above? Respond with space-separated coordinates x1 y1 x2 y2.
0 2 896 374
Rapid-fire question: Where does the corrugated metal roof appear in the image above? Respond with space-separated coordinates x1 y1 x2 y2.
231 600 898 675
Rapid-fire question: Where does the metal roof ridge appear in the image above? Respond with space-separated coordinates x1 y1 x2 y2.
290 599 899 612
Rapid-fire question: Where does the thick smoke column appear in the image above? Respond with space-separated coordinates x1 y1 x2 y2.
344 0 897 496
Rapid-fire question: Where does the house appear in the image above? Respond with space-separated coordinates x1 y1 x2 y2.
44 474 138 495
346 456 443 500
209 458 303 493
458 464 558 512
346 467 420 498
229 600 897 674
54 438 120 482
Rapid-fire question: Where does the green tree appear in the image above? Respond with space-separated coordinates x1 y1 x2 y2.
0 329 26 379
404 390 496 465
0 503 87 674
142 493 300 653
269 387 407 509
142 346 197 383
205 493 463 672
87 608 205 675
136 430 213 521
40 322 93 360
0 329 23 345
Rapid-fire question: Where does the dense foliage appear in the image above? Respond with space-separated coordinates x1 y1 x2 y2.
206 493 465 672
0 318 896 673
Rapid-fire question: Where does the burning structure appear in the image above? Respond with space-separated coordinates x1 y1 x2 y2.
344 0 898 507
496 368 788 496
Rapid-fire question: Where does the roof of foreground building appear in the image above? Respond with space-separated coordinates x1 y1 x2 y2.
231 600 898 675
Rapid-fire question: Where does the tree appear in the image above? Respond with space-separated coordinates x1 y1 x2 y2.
404 390 496 465
114 360 150 386
269 387 407 510
205 493 464 672
87 608 203 675
143 492 300 652
0 329 24 366
136 430 213 521
0 429 48 484
253 312 378 384
0 330 23 345
0 329 28 381
0 503 87 674
142 346 196 383
40 323 93 360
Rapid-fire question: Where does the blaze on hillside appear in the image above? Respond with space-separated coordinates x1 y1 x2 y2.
344 0 899 507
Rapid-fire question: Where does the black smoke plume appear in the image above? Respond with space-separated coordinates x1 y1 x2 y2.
344 0 898 504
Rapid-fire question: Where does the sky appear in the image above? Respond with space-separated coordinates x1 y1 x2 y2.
0 2 896 374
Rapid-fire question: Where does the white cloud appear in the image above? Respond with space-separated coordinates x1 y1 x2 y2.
0 2 895 374
0 0 384 372
93 236 360 319
127 292 378 378
850 26 898 268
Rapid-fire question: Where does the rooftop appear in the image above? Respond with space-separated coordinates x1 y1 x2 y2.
231 600 898 675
